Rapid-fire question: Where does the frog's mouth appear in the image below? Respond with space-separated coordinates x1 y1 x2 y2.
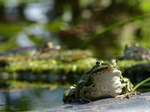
107 66 118 71
94 65 120 74
107 66 121 75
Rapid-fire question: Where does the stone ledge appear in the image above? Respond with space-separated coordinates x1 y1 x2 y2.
26 92 150 112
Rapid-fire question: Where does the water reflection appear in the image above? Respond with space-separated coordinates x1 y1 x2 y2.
0 88 64 111
24 1 53 23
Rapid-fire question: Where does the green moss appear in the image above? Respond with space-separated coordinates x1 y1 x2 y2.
0 49 150 90
118 60 150 72
1 80 58 91
1 57 150 79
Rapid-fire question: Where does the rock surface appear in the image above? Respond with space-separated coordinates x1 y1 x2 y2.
27 92 150 112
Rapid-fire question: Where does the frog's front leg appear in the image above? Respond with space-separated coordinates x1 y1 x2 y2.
116 77 141 99
116 90 141 99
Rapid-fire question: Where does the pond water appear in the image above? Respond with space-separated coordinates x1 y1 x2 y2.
0 88 64 111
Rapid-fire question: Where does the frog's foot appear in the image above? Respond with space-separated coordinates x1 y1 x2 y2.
115 91 141 99
131 91 141 95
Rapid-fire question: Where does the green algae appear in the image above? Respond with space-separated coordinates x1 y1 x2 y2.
0 49 150 90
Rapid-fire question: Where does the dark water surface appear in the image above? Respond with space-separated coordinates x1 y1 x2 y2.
0 88 64 111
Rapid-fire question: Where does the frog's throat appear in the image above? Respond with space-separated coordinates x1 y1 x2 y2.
111 68 121 74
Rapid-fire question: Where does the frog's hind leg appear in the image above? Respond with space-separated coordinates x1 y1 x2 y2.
79 98 91 103
78 93 91 103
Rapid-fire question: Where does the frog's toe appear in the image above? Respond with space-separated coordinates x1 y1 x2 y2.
79 99 85 103
128 91 141 96
116 91 141 99
115 94 130 99
132 91 141 95
79 98 91 103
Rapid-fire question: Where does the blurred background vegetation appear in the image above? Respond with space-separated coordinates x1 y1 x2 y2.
0 0 150 59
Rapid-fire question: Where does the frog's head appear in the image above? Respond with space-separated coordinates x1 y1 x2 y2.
93 59 119 73
107 59 119 71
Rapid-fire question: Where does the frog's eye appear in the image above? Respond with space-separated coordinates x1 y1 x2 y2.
110 59 118 65
96 61 100 65
115 60 118 64
96 60 103 65
112 59 118 64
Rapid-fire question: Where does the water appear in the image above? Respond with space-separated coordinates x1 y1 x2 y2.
0 88 64 111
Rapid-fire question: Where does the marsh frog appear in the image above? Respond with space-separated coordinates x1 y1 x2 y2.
119 43 150 60
63 59 140 103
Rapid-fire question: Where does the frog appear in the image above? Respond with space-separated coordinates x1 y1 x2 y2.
119 43 150 60
63 59 140 103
